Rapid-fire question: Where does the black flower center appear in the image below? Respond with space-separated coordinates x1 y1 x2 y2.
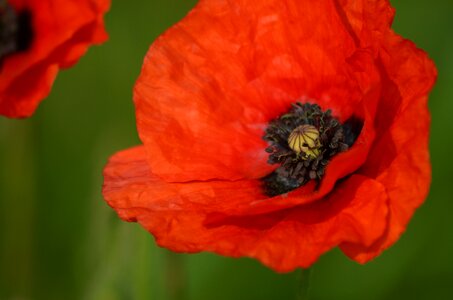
262 102 362 196
0 0 33 63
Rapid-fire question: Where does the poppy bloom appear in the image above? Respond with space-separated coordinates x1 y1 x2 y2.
103 0 436 272
0 0 110 118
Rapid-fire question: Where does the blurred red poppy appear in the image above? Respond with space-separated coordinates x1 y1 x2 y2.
103 0 436 272
0 0 110 118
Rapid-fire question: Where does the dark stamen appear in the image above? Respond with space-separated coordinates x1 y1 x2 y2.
262 102 363 196
1 0 33 63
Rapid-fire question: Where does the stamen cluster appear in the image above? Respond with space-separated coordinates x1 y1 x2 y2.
262 103 349 196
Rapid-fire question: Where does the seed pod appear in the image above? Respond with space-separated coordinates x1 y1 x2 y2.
287 124 321 158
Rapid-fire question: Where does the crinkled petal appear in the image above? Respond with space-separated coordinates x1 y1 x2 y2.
340 32 436 262
134 0 382 182
103 146 388 272
0 0 110 118
103 146 264 216
335 0 395 50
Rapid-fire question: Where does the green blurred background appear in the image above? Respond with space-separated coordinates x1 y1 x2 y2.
1 0 452 299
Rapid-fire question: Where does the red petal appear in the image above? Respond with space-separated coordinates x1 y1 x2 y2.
103 146 388 272
335 0 395 50
103 146 264 218
0 0 110 118
340 32 436 262
134 0 381 182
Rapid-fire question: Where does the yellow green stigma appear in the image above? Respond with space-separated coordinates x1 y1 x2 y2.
287 124 321 159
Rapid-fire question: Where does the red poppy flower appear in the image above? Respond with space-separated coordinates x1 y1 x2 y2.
0 0 110 118
103 0 436 272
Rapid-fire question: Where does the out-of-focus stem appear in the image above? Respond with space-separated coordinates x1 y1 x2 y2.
296 267 312 300
164 251 186 300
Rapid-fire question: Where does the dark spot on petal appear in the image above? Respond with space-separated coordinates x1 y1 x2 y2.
342 116 363 147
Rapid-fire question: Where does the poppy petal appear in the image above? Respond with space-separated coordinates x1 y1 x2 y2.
103 145 388 272
335 0 395 50
134 0 381 182
339 32 436 262
0 0 110 118
103 146 265 217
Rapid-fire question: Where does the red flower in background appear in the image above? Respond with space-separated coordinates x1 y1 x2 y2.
103 0 436 272
0 0 110 118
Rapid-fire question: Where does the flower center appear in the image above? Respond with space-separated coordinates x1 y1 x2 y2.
262 102 362 196
0 0 33 63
